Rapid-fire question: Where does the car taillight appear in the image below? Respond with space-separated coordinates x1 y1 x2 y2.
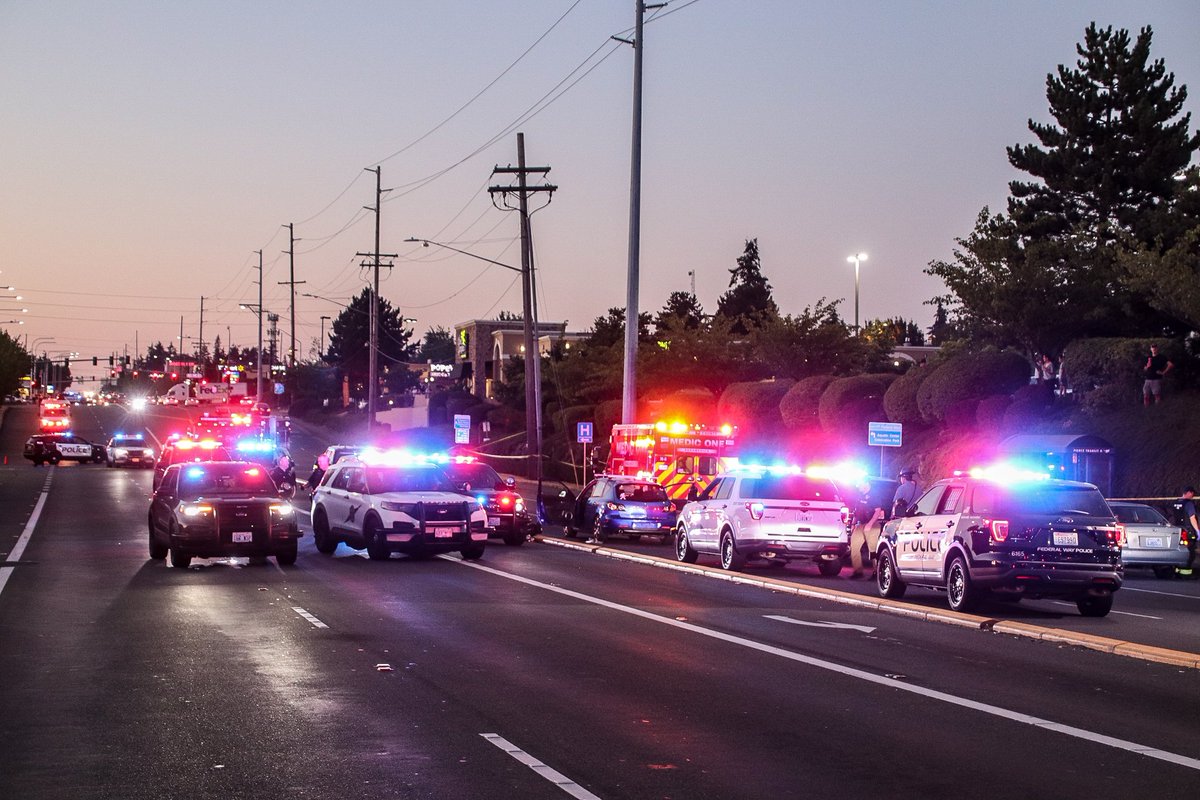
840 506 851 527
1112 524 1127 547
989 519 1009 543
606 502 625 512
746 502 765 520
665 502 676 512
1181 528 1191 547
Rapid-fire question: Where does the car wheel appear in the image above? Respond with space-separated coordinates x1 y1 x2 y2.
170 548 192 569
817 558 842 578
312 508 337 555
876 549 906 598
461 544 485 560
48 453 61 465
946 556 979 612
719 530 744 571
275 541 298 566
675 527 698 563
106 459 113 468
364 517 389 561
148 516 167 561
1152 566 1176 579
1076 591 1114 617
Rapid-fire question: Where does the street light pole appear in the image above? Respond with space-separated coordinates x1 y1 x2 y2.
847 252 868 333
256 250 264 399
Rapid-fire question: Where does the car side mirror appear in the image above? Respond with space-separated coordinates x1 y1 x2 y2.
505 476 516 488
457 481 471 493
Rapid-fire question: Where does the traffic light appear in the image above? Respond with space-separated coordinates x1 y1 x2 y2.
108 356 114 366
92 357 98 366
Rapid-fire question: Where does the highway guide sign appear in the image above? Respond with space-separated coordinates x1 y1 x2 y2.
868 421 902 447
453 414 470 445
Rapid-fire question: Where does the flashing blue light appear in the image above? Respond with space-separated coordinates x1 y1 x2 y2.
186 467 206 479
476 495 487 506
236 439 275 453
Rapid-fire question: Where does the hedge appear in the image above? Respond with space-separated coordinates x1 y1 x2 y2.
780 375 837 429
717 379 795 439
916 349 1031 424
817 373 896 435
883 364 934 425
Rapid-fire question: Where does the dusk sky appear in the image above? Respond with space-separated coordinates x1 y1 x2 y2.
2 1 1198 382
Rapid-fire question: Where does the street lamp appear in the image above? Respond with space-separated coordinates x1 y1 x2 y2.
846 252 868 333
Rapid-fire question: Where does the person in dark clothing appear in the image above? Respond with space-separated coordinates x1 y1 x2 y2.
1180 486 1198 578
1143 345 1174 406
892 469 920 518
849 480 884 579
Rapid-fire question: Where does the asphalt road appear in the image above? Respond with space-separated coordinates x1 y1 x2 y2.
1 403 1197 799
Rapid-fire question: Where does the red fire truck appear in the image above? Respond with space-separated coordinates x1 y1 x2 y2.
605 421 739 501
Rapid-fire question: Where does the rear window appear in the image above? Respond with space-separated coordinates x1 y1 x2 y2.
1111 504 1168 525
615 483 668 502
971 483 1112 518
179 464 275 497
739 476 839 502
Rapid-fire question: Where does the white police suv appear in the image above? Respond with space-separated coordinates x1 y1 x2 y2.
875 467 1123 616
310 451 489 560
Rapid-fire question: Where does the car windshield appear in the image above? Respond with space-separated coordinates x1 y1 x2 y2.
973 484 1112 517
442 462 504 489
178 464 276 497
1111 504 1169 525
614 483 668 502
739 475 838 501
366 466 453 493
111 436 144 445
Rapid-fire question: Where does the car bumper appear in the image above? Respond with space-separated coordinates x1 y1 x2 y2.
110 454 153 467
969 559 1124 595
172 522 300 557
383 520 487 552
1122 548 1190 568
742 539 849 562
598 516 676 536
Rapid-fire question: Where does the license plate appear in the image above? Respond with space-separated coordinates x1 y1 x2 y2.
1052 532 1078 546
488 516 500 526
434 530 454 538
130 457 141 463
232 531 253 543
1142 536 1165 548
632 521 660 529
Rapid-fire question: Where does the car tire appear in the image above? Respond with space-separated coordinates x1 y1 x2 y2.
461 544 485 560
675 527 698 563
1076 591 1114 617
876 549 906 598
1152 566 1176 579
47 453 61 465
170 549 192 569
945 556 979 612
817 558 842 578
276 541 298 566
148 515 167 560
364 517 389 561
312 508 337 555
719 530 744 571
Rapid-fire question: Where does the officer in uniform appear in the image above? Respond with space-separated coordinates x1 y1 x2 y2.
892 469 920 518
849 479 885 579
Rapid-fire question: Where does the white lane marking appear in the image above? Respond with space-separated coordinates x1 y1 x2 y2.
1048 600 1162 620
1124 586 1200 600
291 607 328 629
765 614 876 634
449 556 1200 772
481 734 601 800
0 472 53 597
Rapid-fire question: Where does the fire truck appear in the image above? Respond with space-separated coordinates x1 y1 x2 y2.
605 421 739 501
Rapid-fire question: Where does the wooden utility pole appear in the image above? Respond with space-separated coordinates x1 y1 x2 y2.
356 166 394 434
279 223 305 369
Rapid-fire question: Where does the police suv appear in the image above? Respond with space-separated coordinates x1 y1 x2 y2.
311 452 489 560
874 468 1123 616
674 465 850 574
24 433 106 466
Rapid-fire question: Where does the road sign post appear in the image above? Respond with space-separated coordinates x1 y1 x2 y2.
577 422 594 485
453 414 471 445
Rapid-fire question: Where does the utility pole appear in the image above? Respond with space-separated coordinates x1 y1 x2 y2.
279 223 305 369
615 1 664 424
489 132 556 500
356 166 395 435
255 249 264 400
198 296 205 372
320 315 331 359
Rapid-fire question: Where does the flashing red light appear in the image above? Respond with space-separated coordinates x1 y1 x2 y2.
989 519 1010 543
840 505 852 528
747 501 766 520
500 496 512 507
1181 528 1191 547
245 468 261 476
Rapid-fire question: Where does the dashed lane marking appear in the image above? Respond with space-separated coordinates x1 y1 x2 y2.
291 607 328 629
0 470 53 598
481 734 601 800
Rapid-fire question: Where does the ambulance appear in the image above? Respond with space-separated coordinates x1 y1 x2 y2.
605 421 739 501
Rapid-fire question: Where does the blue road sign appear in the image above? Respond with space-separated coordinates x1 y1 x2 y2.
577 421 594 443
868 421 902 447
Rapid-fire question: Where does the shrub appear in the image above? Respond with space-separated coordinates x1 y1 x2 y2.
975 394 1011 430
884 364 934 425
1061 337 1188 396
916 349 1031 424
817 374 895 435
780 375 837 429
717 379 795 438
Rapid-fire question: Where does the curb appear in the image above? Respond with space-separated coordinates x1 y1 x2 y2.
536 535 1200 671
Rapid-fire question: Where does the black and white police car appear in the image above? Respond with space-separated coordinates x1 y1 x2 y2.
24 433 106 466
875 466 1123 616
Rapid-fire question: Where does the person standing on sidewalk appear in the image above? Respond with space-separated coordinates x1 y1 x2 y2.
1179 486 1198 578
849 479 885 579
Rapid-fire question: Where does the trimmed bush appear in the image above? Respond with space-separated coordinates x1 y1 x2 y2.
975 394 1011 431
817 374 895 435
486 404 523 431
717 379 796 439
884 364 934 425
780 375 837 429
916 349 1031 424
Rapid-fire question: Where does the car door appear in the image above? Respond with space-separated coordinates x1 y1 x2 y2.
696 477 735 552
342 467 369 536
574 480 604 531
319 466 350 533
151 467 179 538
891 484 946 579
922 483 967 577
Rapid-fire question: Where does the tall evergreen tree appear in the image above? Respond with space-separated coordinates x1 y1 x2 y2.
654 291 704 333
716 239 778 334
326 288 418 399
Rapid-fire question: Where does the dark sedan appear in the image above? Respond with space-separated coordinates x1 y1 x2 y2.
148 461 301 569
440 458 540 546
566 476 678 544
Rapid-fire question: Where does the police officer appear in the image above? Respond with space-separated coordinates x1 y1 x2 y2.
849 479 885 579
892 469 920 518
270 454 297 499
1179 486 1198 578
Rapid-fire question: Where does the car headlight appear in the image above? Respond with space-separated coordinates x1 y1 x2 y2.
381 501 419 514
113 448 128 457
269 504 293 516
145 449 154 459
180 504 213 517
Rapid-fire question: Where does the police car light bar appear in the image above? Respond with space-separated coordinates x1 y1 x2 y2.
356 448 451 467
955 464 1051 483
235 439 276 453
737 461 868 483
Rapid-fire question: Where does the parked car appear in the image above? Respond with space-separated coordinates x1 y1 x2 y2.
152 438 232 490
567 476 678 543
875 471 1123 616
1109 501 1191 579
674 467 849 574
148 461 300 568
24 433 105 466
439 457 540 546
